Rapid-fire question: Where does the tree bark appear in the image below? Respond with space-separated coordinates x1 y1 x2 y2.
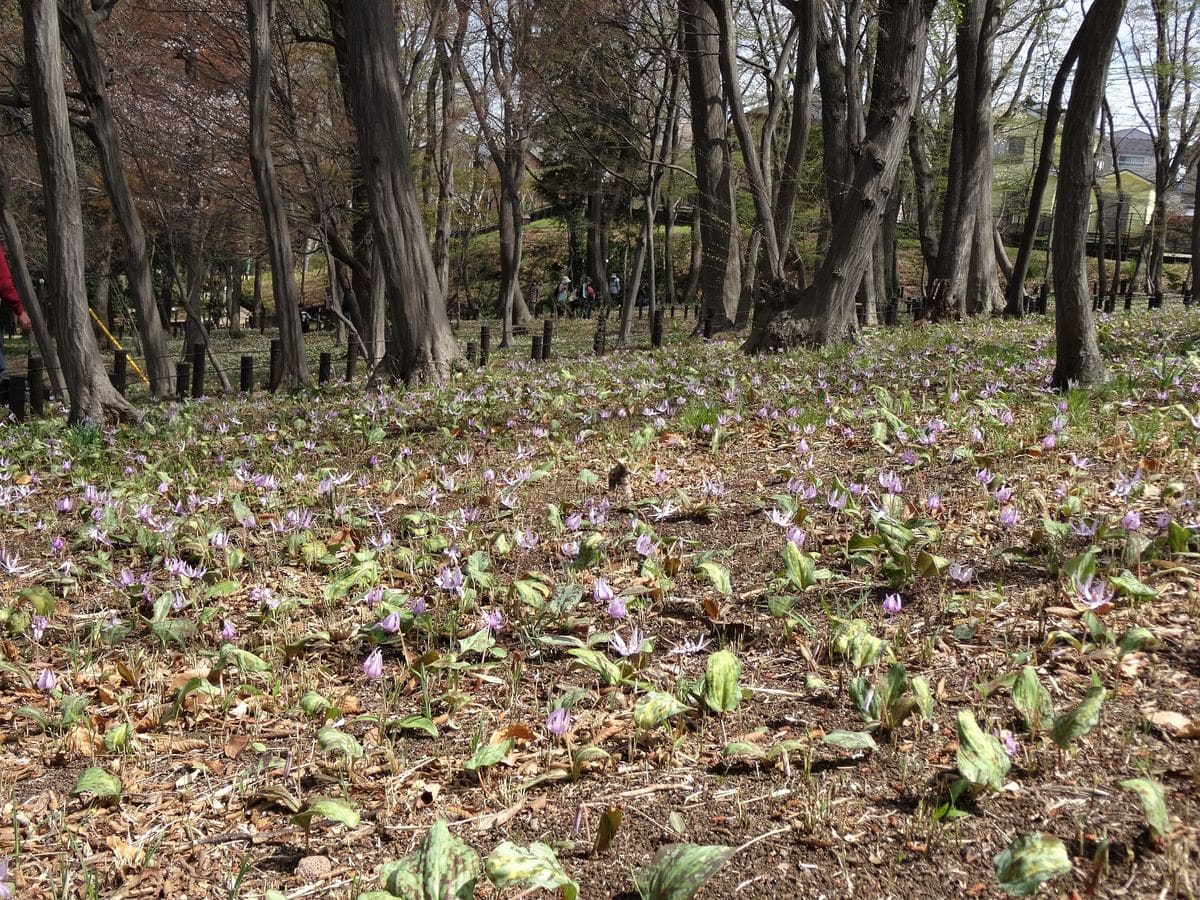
247 0 309 391
343 0 460 382
57 0 174 398
1051 0 1123 389
745 0 934 351
21 0 136 421
680 0 741 329
0 162 67 396
1191 153 1200 297
908 114 938 294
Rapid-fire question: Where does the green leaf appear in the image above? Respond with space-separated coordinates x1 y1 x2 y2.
398 820 480 900
1118 627 1157 656
292 797 360 829
594 806 623 853
634 844 734 900
204 579 241 599
635 692 692 729
782 541 817 591
821 730 878 752
912 676 934 721
917 550 950 577
485 841 578 900
1108 570 1157 601
464 739 513 775
217 643 271 673
1118 777 1169 838
722 741 769 760
299 691 334 719
103 722 131 752
702 650 742 713
395 714 439 738
1050 685 1106 750
567 648 623 686
695 561 732 596
71 767 122 801
1063 548 1098 590
18 586 55 617
1012 666 1053 733
834 619 887 669
317 726 364 760
993 833 1072 896
955 709 1011 791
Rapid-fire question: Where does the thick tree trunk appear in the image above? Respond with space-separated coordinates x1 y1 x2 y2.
22 0 136 421
57 0 173 397
775 0 817 268
682 211 702 305
93 216 113 331
681 0 740 328
745 0 934 351
247 0 308 391
1190 158 1200 297
343 0 460 382
0 163 67 396
908 116 938 293
1051 0 1123 389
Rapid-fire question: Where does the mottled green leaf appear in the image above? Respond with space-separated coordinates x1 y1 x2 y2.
634 843 735 900
634 692 691 730
993 833 1072 896
317 726 364 760
464 739 513 775
703 649 742 713
1012 666 1053 733
485 841 578 900
822 730 878 752
71 767 122 801
1118 777 1169 838
1050 685 1106 750
292 797 360 829
956 709 1011 791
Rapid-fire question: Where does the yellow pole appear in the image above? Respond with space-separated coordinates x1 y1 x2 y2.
88 308 150 385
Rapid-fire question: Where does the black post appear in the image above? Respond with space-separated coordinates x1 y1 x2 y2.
112 350 127 396
670 303 676 318
593 320 606 355
319 352 332 386
651 308 664 347
269 339 282 392
542 319 553 360
531 335 542 361
345 342 359 382
1183 286 1193 307
28 357 44 415
1124 288 1133 312
683 303 689 320
7 375 26 423
480 326 491 366
1037 284 1049 315
466 342 477 365
638 302 644 319
190 343 206 399
1151 290 1163 310
175 362 190 401
240 355 254 392
885 295 899 327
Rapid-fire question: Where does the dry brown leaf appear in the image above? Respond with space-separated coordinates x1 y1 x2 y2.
473 797 526 832
1146 709 1200 739
107 835 144 875
491 723 536 745
223 734 251 759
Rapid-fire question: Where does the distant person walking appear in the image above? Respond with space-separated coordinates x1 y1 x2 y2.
608 272 621 313
0 241 34 385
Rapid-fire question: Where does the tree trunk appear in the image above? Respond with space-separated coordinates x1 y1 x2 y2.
1005 22 1087 317
908 115 939 293
663 198 677 306
0 162 67 396
1190 155 1200 297
680 0 741 328
775 0 817 268
342 0 460 382
22 0 136 421
745 0 934 351
57 0 173 397
682 210 702 305
247 0 309 391
1051 0 1123 389
93 216 113 331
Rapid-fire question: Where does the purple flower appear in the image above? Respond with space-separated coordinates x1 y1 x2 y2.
878 471 903 495
483 609 505 632
827 490 848 511
593 577 615 604
1000 730 1018 757
220 619 237 641
768 508 793 528
948 562 974 584
1077 575 1113 611
607 596 628 619
1121 510 1141 532
379 611 402 634
362 648 384 680
516 529 539 550
546 707 572 737
0 856 9 900
786 526 806 548
882 593 903 615
36 668 57 692
635 533 656 557
560 540 580 558
364 585 384 608
993 485 1013 504
925 494 943 513
609 627 647 657
669 633 710 656
976 468 993 486
998 506 1019 528
31 615 48 641
435 565 465 595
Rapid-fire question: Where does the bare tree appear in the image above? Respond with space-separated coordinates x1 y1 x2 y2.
21 0 137 421
1052 0 1125 389
341 0 460 382
246 0 308 390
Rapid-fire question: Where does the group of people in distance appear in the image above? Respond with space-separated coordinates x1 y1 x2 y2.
533 271 624 318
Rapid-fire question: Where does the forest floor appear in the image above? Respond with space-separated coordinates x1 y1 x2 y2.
1 310 1199 899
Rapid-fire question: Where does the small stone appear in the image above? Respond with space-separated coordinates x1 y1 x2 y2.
296 855 333 881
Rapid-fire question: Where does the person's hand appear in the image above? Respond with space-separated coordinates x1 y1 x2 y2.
16 310 32 333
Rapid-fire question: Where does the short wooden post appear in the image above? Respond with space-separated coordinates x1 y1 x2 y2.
466 342 477 365
190 343 206 399
480 326 490 367
269 339 282 392
28 357 45 415
240 355 254 392
175 362 190 401
531 335 542 361
345 343 358 382
6 375 26 422
541 320 553 360
593 320 606 355
319 351 332 386
112 350 127 396
651 308 664 348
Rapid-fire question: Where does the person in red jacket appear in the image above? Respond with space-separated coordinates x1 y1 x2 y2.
0 242 34 382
